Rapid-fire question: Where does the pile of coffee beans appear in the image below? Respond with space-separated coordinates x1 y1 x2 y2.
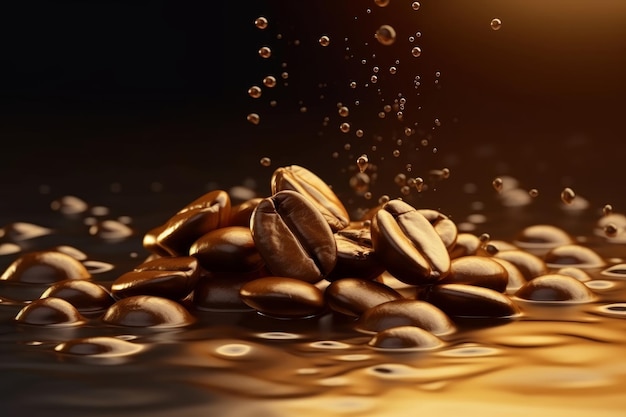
1 165 604 350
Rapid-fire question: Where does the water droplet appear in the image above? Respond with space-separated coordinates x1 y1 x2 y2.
356 154 369 173
603 204 613 216
254 16 268 30
338 106 349 117
263 76 276 88
491 18 502 31
492 177 503 192
370 75 378 83
529 188 539 198
375 25 396 46
411 46 422 57
258 46 272 58
389 66 397 74
340 122 351 133
259 157 271 167
319 35 330 47
247 113 260 125
479 233 491 245
561 187 576 205
413 177 424 192
248 85 262 98
374 0 390 7
355 129 364 138
349 81 357 89
412 2 421 11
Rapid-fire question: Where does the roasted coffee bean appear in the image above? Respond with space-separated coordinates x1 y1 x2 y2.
370 199 450 285
425 283 521 319
228 197 263 227
239 276 326 318
154 190 231 256
450 233 482 259
189 226 265 273
15 297 86 326
250 190 337 283
514 273 596 302
543 244 606 268
417 209 458 251
0 250 91 284
103 295 196 327
40 279 115 312
142 225 171 257
271 165 350 231
439 256 509 292
324 277 403 317
367 325 444 350
326 223 385 281
111 256 201 300
491 257 528 294
513 224 574 255
492 249 548 281
193 269 268 311
355 299 456 336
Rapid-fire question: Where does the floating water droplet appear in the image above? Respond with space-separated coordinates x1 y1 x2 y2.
254 16 268 30
340 122 351 133
412 2 421 11
561 187 576 205
374 0 390 7
479 233 491 245
356 154 369 173
263 76 276 88
529 188 539 198
492 177 503 192
413 177 424 192
355 129 364 138
259 157 272 167
247 113 260 125
319 35 330 47
490 18 502 31
247 86 262 98
338 106 349 117
375 25 396 46
258 46 272 58
603 204 613 216
411 46 422 57
389 66 397 74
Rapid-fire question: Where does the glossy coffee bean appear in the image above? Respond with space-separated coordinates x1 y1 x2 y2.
102 295 196 328
417 209 458 252
543 244 606 268
324 277 403 317
425 283 521 319
367 325 444 350
15 297 86 326
0 250 91 284
355 299 456 336
193 269 268 311
513 224 574 255
239 276 326 318
250 190 337 283
111 256 201 300
189 226 264 273
439 256 509 292
228 197 263 227
371 199 450 285
491 257 528 293
142 225 171 257
450 233 481 259
40 279 115 312
326 223 385 281
514 273 596 303
271 165 350 231
154 190 231 256
492 249 548 280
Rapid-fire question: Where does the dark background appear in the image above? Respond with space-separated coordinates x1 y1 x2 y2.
1 0 625 213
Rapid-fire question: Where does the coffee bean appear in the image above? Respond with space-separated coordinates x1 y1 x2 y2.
0 250 91 284
417 209 458 251
491 257 528 293
40 279 115 312
111 256 201 300
239 276 326 318
425 283 521 319
450 233 481 259
193 269 267 311
102 295 196 327
15 297 86 326
271 165 350 231
513 224 575 256
492 249 548 280
367 325 444 350
355 299 456 336
543 244 606 268
189 226 264 273
326 223 385 281
370 199 450 285
228 197 263 227
514 273 596 302
324 277 403 317
440 256 509 292
250 190 337 283
154 190 231 256
142 225 171 257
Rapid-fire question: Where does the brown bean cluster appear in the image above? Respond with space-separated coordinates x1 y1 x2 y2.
1 165 600 349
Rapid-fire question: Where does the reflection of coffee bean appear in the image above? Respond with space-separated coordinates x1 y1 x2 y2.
189 226 264 273
111 256 201 300
325 277 403 317
251 190 337 283
371 199 450 285
239 276 326 318
271 165 350 232
193 269 267 311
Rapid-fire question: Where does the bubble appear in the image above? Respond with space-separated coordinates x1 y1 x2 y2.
561 187 576 205
378 111 386 119
263 76 276 88
255 16 268 30
356 129 364 138
394 173 407 186
375 25 396 46
603 204 613 216
350 172 370 194
338 106 349 117
400 185 411 196
370 75 378 83
490 18 502 31
356 154 369 173
247 113 260 125
319 35 330 47
260 157 272 167
442 168 451 179
389 66 397 74
492 177 503 192
349 81 357 89
248 86 262 98
281 71 289 79
529 189 539 198
411 46 422 57
374 0 390 7
340 122 351 133
411 2 420 10
479 233 491 245
392 149 400 157
258 46 272 58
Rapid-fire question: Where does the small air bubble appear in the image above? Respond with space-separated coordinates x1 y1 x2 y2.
356 129 364 137
340 122 351 133
411 2 421 11
319 35 330 47
258 46 272 58
492 177 503 192
411 46 422 57
561 187 576 205
248 86 262 98
263 76 277 88
247 113 260 125
375 25 397 46
490 18 502 31
254 17 268 30
529 189 539 198
389 66 397 74
604 223 619 238
260 157 272 167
